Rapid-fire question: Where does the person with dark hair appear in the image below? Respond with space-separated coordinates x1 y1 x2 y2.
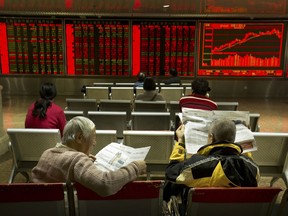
163 68 181 85
25 82 66 136
134 72 146 87
32 116 146 196
179 78 217 111
163 118 260 212
135 77 165 101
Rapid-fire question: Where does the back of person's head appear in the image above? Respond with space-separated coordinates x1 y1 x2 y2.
62 116 95 145
143 77 156 91
210 118 236 143
191 78 211 95
39 82 57 100
137 72 146 82
170 68 177 77
32 82 57 119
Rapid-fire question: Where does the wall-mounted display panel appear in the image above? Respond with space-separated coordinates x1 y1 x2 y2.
132 20 196 77
65 20 129 76
201 0 286 14
0 18 64 74
198 22 286 76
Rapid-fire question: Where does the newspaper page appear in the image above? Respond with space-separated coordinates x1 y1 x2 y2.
181 108 257 154
94 142 150 172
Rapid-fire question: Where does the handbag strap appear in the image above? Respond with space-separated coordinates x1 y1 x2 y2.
150 93 157 101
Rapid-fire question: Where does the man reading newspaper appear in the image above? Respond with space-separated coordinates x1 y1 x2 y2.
180 108 257 154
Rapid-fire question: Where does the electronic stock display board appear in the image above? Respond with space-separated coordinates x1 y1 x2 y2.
0 18 64 74
198 22 286 76
0 17 287 78
132 21 196 76
65 20 129 75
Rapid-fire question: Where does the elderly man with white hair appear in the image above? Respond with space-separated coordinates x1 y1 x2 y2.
32 116 146 196
163 118 260 203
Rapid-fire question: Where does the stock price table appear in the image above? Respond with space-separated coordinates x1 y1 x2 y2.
66 20 129 76
132 21 196 76
3 18 64 74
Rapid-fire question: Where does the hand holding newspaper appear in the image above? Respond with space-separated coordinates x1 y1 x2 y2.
181 108 257 154
94 142 151 172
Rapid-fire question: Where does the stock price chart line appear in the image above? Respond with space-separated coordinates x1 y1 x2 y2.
199 23 285 76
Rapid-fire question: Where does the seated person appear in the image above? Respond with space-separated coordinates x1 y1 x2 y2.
135 77 165 101
25 82 66 136
134 72 146 87
163 68 181 85
31 116 146 196
163 118 260 205
179 78 217 111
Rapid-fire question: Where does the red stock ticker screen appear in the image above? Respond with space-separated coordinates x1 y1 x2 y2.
132 21 196 77
66 20 129 76
198 22 286 77
0 18 64 75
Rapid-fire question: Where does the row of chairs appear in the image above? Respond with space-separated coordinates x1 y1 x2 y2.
85 86 240 109
64 110 260 140
65 111 173 138
66 98 239 117
0 181 163 216
1 181 286 216
7 128 175 183
6 128 287 187
85 86 183 102
0 180 288 216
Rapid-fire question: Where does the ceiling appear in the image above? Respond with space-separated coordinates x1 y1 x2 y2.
0 0 286 18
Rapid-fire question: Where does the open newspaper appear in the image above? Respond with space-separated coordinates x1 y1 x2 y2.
94 142 151 172
180 108 257 154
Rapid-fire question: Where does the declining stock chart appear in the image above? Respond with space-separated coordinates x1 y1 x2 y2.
198 22 286 76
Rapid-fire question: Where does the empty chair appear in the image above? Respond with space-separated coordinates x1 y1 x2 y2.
130 112 171 130
64 110 84 121
7 128 62 183
184 86 192 95
159 86 184 102
133 100 167 112
91 130 118 155
252 132 288 187
114 82 135 87
93 82 114 87
86 86 110 100
174 187 282 216
250 113 260 132
88 111 127 138
159 82 181 86
99 99 132 122
110 86 135 100
66 98 98 116
216 101 239 111
0 183 69 216
73 180 164 216
168 101 181 124
123 130 174 178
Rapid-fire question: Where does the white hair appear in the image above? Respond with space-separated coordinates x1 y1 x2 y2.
62 116 95 144
210 118 236 143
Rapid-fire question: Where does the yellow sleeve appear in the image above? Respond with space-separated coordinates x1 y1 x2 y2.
169 142 185 162
244 152 254 159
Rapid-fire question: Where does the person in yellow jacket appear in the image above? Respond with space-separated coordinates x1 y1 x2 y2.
163 118 260 203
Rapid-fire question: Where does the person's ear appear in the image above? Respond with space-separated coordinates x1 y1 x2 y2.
208 133 215 143
75 133 83 144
